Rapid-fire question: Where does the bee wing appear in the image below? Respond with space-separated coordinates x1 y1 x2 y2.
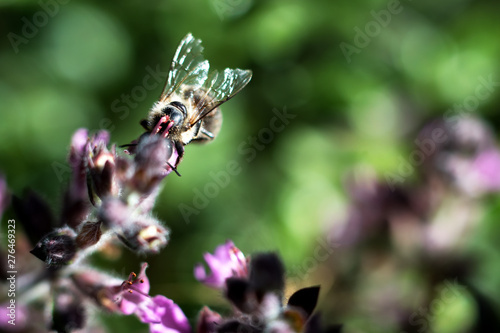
188 68 252 126
159 33 210 102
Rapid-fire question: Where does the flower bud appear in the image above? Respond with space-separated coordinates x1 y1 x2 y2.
131 135 173 194
75 221 102 249
197 306 222 333
64 129 91 229
86 131 118 202
30 227 77 267
117 216 169 254
70 267 123 313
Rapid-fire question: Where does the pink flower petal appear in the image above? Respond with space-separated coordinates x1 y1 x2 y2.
146 295 191 333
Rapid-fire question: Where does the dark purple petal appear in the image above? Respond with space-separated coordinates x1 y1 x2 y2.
249 253 285 298
197 306 222 333
12 190 55 247
225 278 251 312
287 286 320 319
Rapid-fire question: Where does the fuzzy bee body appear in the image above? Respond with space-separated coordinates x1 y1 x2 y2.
136 33 252 173
143 87 223 146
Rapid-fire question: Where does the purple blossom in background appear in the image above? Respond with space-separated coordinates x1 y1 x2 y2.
194 240 248 289
193 241 336 332
461 148 500 193
418 116 500 197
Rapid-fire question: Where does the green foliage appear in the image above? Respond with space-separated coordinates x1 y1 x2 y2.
1 0 499 331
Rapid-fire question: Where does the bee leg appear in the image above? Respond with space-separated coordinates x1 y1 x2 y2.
140 119 150 131
167 162 181 177
200 127 215 139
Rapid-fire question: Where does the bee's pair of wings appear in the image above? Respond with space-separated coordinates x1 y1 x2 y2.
159 33 252 127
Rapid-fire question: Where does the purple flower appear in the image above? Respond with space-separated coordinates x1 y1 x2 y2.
194 240 248 289
64 129 92 228
112 262 151 315
469 148 500 193
109 263 190 333
141 295 191 333
125 131 181 178
86 130 118 201
68 128 89 198
115 215 170 254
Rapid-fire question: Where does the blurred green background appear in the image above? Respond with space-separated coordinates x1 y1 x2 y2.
1 0 500 332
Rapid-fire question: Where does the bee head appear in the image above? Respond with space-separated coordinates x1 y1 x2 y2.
162 102 187 129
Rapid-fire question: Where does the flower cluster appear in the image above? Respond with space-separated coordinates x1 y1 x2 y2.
17 128 177 272
71 263 190 333
326 116 500 332
193 241 341 333
2 127 188 332
418 116 500 196
0 32 339 331
2 118 338 333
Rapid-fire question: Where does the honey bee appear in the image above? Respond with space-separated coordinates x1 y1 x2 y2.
135 33 252 174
